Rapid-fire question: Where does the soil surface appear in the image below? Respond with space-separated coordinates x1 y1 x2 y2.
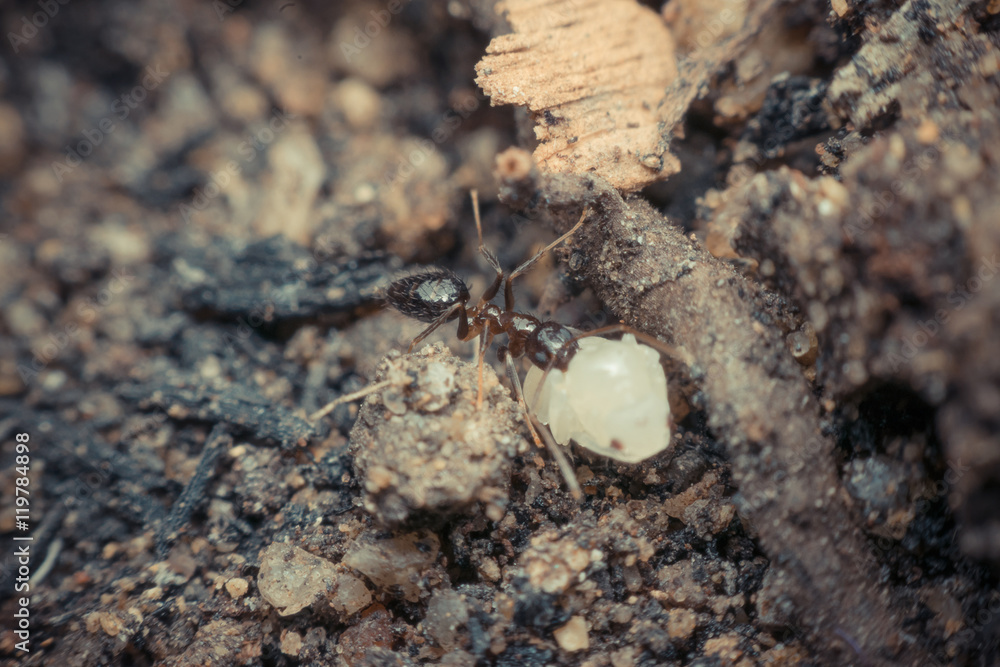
1 0 999 666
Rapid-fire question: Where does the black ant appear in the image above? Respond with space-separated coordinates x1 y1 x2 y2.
312 192 676 496
384 191 587 406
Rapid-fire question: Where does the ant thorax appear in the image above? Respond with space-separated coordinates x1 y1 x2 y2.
522 334 671 463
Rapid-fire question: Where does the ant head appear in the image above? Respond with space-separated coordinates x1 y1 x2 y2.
526 322 578 371
385 270 470 323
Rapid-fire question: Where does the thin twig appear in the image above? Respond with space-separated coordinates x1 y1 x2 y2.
309 380 393 422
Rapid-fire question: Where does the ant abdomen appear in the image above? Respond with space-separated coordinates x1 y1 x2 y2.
385 270 470 323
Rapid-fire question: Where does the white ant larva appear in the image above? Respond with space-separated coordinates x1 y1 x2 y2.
522 332 672 463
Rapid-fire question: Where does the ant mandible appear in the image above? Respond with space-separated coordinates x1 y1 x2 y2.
312 191 674 496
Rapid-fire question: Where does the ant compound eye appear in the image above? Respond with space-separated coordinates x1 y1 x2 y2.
524 334 671 463
386 270 471 323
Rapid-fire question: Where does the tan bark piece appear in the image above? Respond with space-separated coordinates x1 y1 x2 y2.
476 0 782 192
476 0 680 192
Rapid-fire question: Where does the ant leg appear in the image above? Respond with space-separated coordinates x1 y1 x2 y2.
406 303 468 354
500 345 582 500
471 190 504 306
476 329 492 410
533 411 584 501
498 346 542 448
503 208 589 311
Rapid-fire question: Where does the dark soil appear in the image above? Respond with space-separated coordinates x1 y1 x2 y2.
1 0 999 666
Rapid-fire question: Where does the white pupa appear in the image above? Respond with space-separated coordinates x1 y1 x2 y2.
522 334 671 463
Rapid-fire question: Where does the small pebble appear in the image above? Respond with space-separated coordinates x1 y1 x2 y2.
280 630 303 656
553 616 590 652
226 577 249 598
257 543 339 616
667 608 697 639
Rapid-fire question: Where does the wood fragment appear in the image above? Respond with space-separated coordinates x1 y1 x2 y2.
476 0 680 191
118 381 321 448
155 423 232 557
476 0 783 191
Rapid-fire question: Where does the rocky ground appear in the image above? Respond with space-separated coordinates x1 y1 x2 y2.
1 0 999 665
